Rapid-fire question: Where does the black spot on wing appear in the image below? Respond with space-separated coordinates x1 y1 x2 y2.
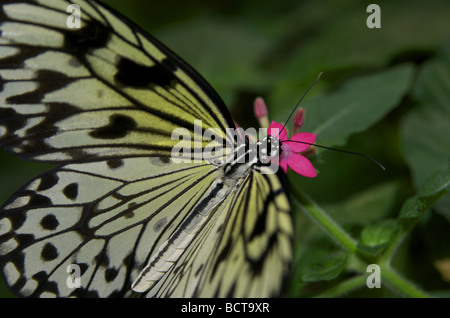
104 268 119 282
37 173 59 192
68 57 82 68
160 156 171 164
125 203 136 219
28 193 52 208
153 217 167 232
63 183 79 201
41 243 58 262
149 156 171 166
40 214 59 231
115 57 177 88
89 114 137 139
161 57 177 72
107 159 124 169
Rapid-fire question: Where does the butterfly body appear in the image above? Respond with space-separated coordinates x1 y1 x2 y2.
0 0 293 298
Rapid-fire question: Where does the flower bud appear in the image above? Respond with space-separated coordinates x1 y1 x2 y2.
254 97 269 128
293 107 305 134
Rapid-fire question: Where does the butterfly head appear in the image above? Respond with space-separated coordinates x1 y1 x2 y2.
257 134 281 166
252 97 317 177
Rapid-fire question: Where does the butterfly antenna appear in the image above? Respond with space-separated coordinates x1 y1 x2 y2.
277 72 323 139
282 140 386 170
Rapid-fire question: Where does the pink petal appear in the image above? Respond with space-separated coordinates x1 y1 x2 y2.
268 121 287 141
288 133 316 153
288 153 317 178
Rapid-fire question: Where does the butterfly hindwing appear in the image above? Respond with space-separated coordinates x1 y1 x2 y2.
146 167 292 297
0 157 217 297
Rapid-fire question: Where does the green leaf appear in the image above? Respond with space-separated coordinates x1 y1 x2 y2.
302 63 415 146
376 166 450 264
155 18 272 105
327 181 401 227
270 0 449 113
358 219 397 257
434 193 450 222
399 166 450 222
301 252 348 282
401 49 450 189
361 219 397 246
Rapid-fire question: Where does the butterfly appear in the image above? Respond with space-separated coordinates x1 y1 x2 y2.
0 0 309 297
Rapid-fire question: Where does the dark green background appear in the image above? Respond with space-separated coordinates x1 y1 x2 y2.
1 0 449 297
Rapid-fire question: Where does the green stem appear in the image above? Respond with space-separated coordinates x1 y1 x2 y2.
289 177 429 298
313 275 366 298
290 180 358 253
380 227 406 264
380 264 429 298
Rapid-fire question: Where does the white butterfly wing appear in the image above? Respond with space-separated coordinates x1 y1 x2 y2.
0 0 294 298
0 0 233 163
0 157 217 297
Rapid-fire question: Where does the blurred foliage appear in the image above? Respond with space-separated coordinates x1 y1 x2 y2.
1 0 449 297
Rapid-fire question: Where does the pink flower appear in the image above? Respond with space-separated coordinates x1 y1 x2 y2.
267 121 317 178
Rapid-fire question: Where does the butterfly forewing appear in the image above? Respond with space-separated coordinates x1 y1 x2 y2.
0 0 232 163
